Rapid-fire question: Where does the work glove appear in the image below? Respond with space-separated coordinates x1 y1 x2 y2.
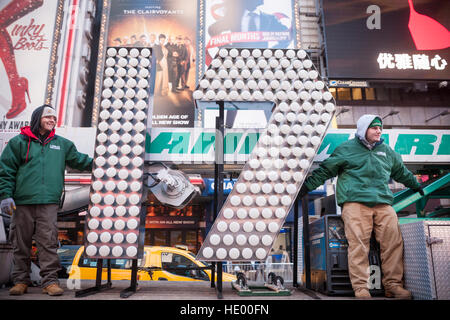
298 184 309 198
1 198 16 215
413 186 424 196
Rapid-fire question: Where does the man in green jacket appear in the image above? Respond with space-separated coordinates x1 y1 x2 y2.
0 105 93 296
299 114 423 299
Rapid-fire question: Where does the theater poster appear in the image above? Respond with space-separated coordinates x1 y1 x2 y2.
107 0 198 128
200 0 296 129
0 0 62 133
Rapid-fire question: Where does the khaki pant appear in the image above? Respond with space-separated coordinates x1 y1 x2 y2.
10 204 60 288
341 202 404 291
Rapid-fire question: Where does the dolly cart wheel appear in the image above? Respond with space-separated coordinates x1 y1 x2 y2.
267 272 276 285
273 276 285 289
236 272 248 290
267 272 285 289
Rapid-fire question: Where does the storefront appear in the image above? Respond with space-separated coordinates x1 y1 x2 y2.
144 195 206 254
55 178 208 253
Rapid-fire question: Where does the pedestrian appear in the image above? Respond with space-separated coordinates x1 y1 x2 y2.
299 114 423 299
0 105 93 296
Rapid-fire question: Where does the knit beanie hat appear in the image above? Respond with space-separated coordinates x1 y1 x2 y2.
30 105 57 137
42 106 57 119
368 117 382 128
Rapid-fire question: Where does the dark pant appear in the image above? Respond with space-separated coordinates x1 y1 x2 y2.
10 204 60 287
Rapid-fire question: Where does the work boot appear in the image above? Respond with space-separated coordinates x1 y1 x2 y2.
385 286 412 299
9 283 28 295
42 283 64 296
354 288 371 299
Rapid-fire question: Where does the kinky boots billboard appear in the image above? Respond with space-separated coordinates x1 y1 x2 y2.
0 0 63 133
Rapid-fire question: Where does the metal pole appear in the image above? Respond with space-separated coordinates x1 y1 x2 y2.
75 258 113 297
107 259 111 285
214 101 225 299
302 195 311 289
210 262 216 288
130 259 138 289
217 261 223 299
293 196 299 287
95 259 103 288
216 101 225 212
120 259 138 298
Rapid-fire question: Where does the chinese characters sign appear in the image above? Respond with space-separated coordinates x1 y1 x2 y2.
377 53 447 71
323 0 450 80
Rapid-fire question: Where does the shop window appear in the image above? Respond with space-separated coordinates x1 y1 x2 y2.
147 206 156 216
170 231 183 247
337 88 351 100
351 88 363 100
365 88 376 100
375 87 389 101
329 87 337 99
147 204 201 217
390 88 401 101
153 230 168 246
185 231 198 252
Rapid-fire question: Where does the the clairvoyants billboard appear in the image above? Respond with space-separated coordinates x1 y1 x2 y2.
322 0 450 80
107 0 198 128
0 0 62 133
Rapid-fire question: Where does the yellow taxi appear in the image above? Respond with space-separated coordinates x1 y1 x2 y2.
68 245 236 282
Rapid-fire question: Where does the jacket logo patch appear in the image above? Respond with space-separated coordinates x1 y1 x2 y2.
376 151 386 157
49 145 60 150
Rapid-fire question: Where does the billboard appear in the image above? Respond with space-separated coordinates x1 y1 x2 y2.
4 126 446 165
199 0 297 129
0 0 63 133
203 0 296 66
322 0 450 80
107 0 198 128
143 128 450 165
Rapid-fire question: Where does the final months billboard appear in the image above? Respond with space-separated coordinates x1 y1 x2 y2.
203 0 295 66
323 0 450 80
107 0 198 128
200 0 296 129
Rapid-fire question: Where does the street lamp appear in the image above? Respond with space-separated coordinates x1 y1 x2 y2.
382 109 400 119
426 109 450 122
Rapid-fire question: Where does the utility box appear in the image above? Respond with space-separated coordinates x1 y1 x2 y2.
307 215 384 296
0 243 13 287
400 220 450 300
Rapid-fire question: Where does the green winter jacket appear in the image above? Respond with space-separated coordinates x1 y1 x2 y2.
304 118 420 207
0 126 92 205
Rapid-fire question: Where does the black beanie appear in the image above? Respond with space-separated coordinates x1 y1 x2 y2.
30 105 55 137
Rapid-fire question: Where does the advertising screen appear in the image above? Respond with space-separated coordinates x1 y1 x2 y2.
0 0 62 133
107 0 198 128
323 0 450 80
201 0 296 129
204 0 295 67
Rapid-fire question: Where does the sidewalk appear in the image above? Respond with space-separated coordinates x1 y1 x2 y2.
0 279 355 300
